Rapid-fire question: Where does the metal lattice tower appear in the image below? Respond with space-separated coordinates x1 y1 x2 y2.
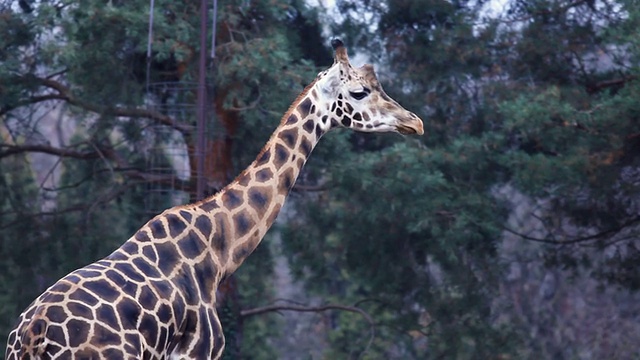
142 81 219 217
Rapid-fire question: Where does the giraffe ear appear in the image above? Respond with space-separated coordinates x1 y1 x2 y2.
359 64 380 87
319 65 341 96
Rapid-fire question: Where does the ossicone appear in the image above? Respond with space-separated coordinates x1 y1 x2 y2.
331 38 349 64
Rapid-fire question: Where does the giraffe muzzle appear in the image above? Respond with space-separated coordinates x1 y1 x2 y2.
396 116 424 135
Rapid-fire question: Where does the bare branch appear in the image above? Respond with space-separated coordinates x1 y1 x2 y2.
0 143 194 190
45 68 69 79
586 76 636 94
225 90 261 112
241 303 375 358
38 77 193 133
292 183 331 192
503 215 640 245
0 74 200 189
0 144 102 159
0 182 135 230
498 0 591 24
2 75 193 136
241 303 369 319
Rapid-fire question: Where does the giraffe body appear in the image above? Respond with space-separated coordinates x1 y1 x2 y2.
5 39 423 359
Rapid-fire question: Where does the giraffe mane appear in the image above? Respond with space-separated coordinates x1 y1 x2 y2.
279 77 320 126
200 75 320 201
258 75 320 152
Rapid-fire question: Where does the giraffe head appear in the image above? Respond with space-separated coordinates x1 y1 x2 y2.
314 39 424 135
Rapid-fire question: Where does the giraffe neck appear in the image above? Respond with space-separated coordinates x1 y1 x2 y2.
197 82 329 276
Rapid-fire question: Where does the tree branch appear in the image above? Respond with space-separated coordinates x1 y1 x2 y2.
0 143 194 190
225 87 262 112
292 182 332 192
0 143 102 159
241 303 371 319
1 75 200 189
39 77 193 133
2 75 193 136
503 214 640 245
0 182 135 230
241 303 375 357
499 0 591 24
586 76 636 94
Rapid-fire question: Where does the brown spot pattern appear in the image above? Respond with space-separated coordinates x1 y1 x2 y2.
303 120 315 133
255 168 273 182
278 128 298 148
297 97 312 118
274 143 289 169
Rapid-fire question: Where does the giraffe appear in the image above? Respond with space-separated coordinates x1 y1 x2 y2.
4 39 423 360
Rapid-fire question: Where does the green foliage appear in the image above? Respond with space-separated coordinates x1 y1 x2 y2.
282 0 640 358
283 138 514 358
1 0 327 358
0 150 40 349
0 135 156 360
229 240 279 360
4 0 640 358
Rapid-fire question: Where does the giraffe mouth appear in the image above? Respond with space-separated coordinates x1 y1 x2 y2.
396 120 424 135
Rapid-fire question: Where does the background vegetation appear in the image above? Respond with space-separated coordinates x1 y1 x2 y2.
2 0 640 358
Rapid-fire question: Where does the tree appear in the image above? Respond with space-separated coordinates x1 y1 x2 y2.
0 0 327 357
6 0 640 358
280 1 518 358
280 0 640 358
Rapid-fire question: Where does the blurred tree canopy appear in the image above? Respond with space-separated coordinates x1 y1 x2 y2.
3 0 640 359
0 0 325 357
282 0 640 358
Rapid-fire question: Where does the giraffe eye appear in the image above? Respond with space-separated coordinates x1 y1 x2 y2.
349 90 368 100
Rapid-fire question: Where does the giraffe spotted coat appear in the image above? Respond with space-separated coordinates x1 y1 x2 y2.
5 39 423 359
